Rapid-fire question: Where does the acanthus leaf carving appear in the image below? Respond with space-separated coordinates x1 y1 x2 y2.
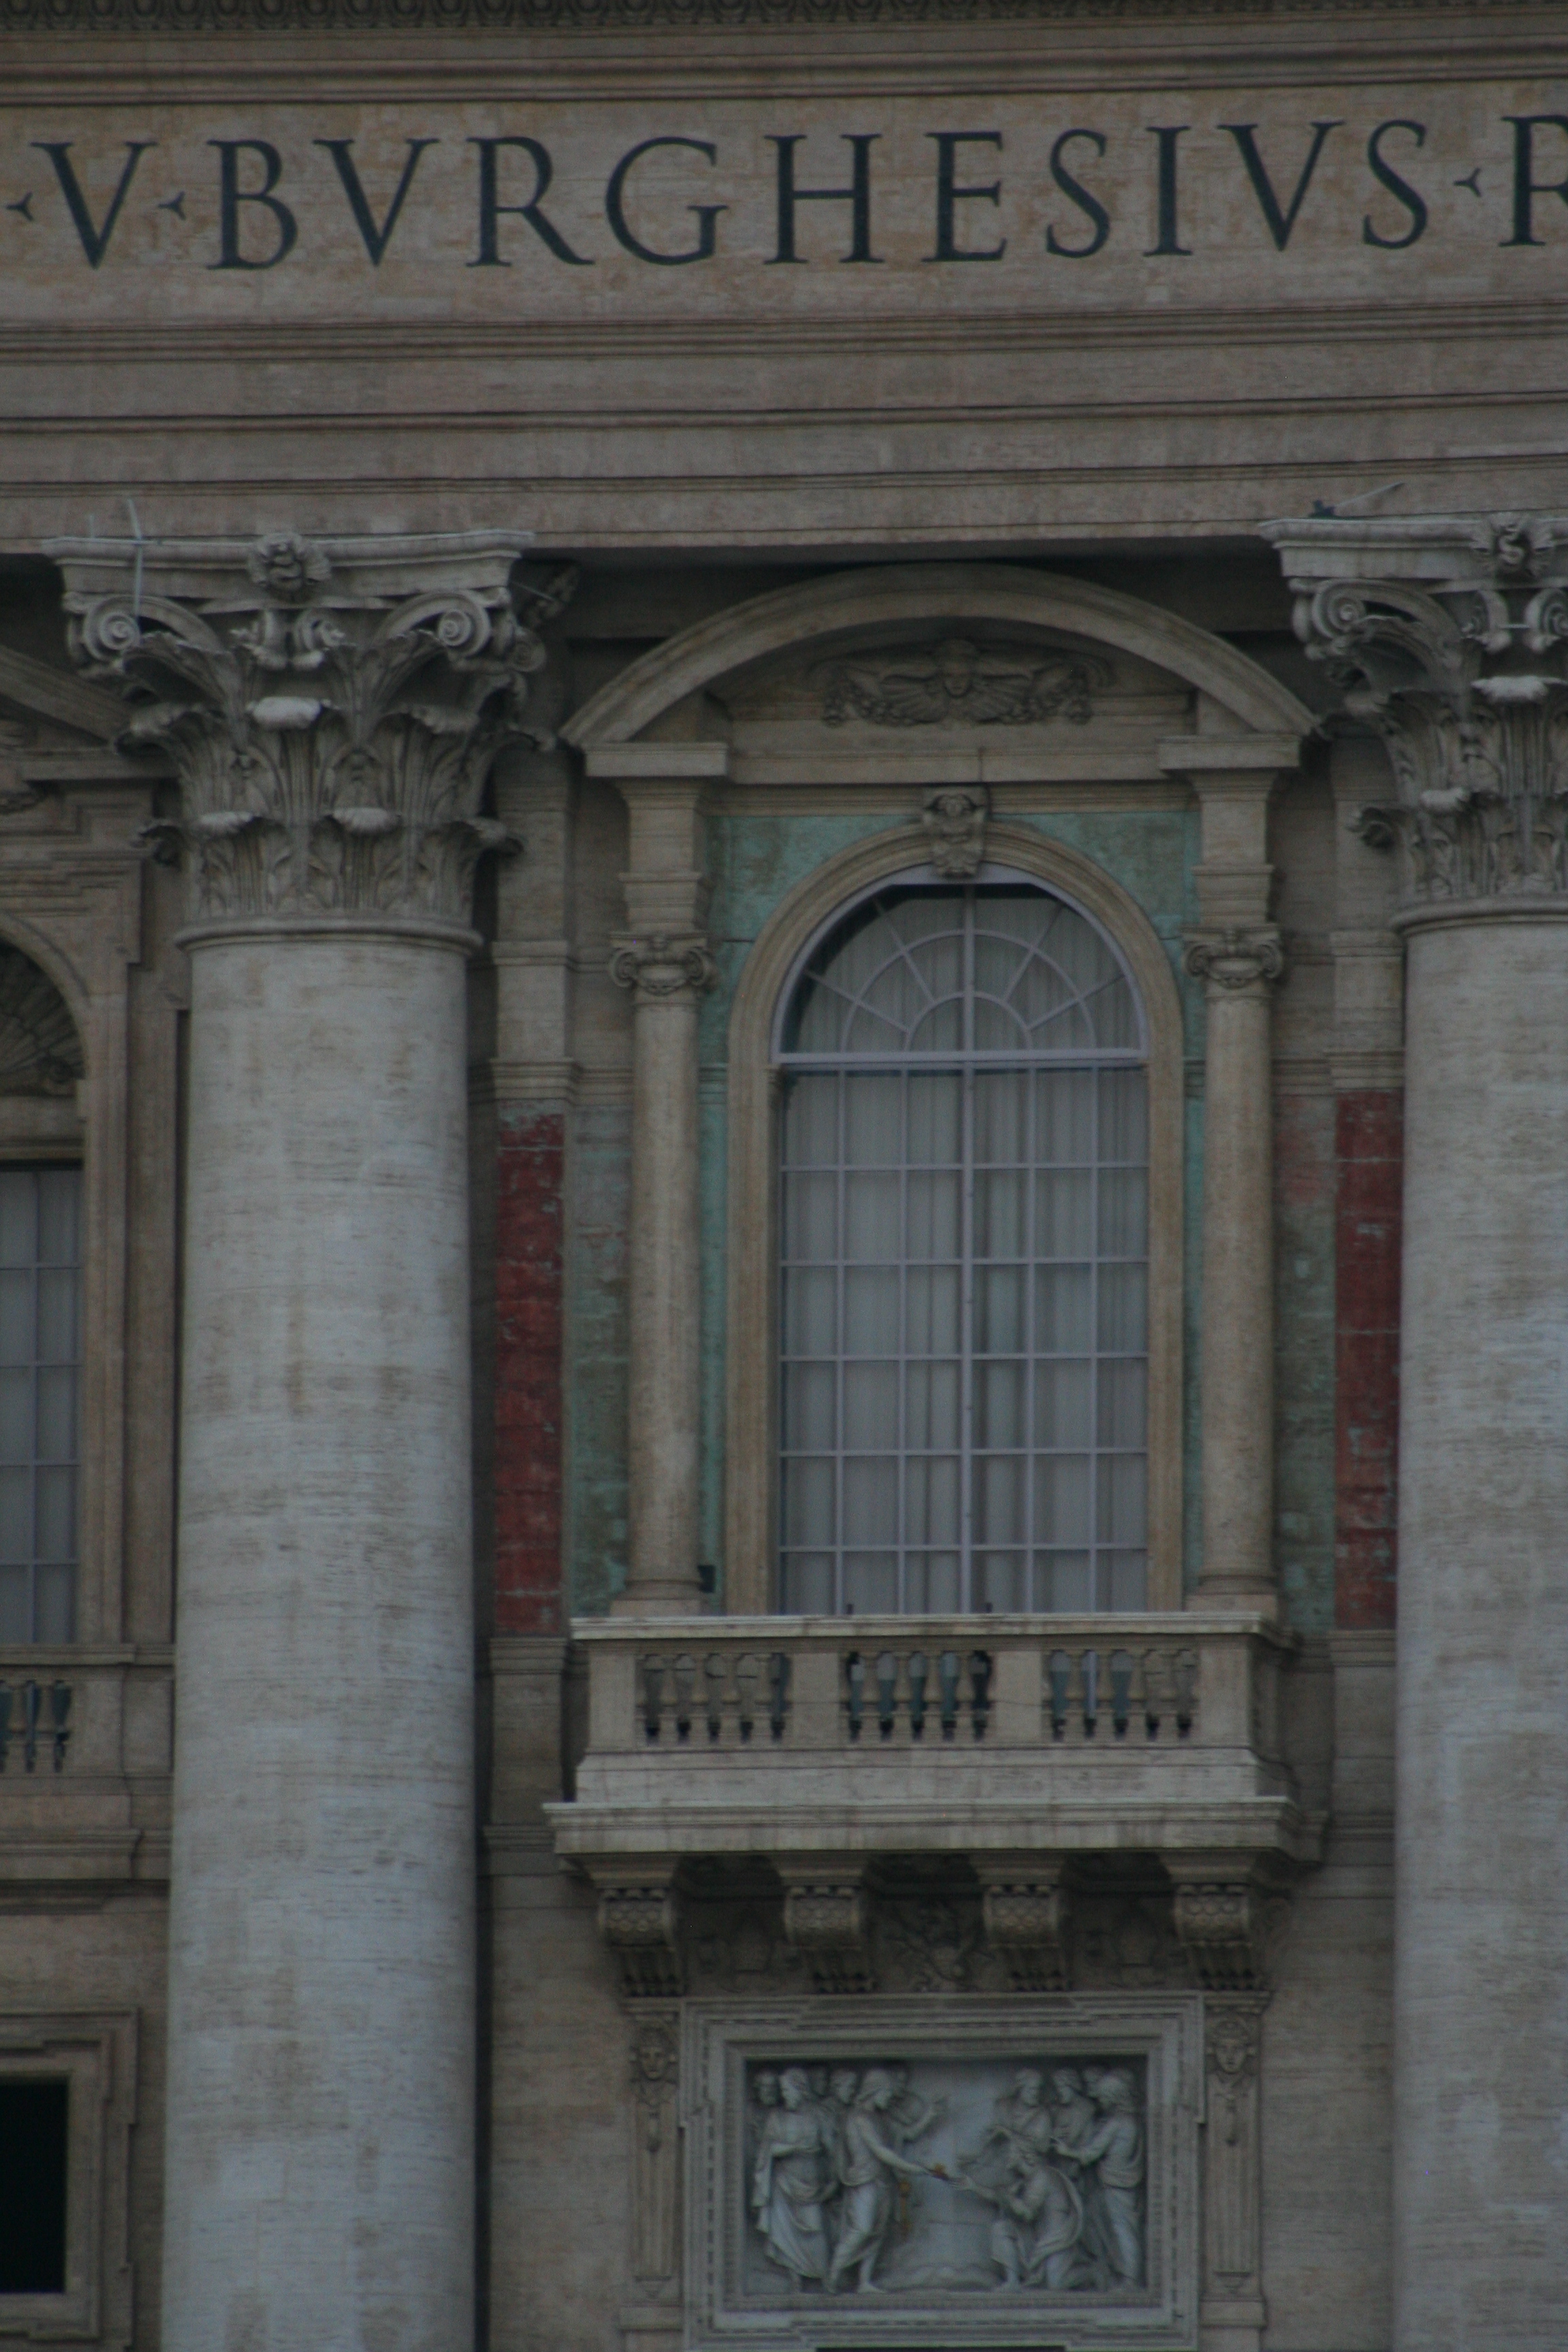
54 534 576 929
1265 509 1568 911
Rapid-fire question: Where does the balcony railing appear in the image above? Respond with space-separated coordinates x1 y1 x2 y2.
551 1612 1318 1871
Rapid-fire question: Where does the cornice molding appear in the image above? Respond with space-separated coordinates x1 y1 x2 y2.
0 0 1559 32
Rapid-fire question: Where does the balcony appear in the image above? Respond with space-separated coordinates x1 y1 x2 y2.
0 1647 173 1886
550 1612 1320 1874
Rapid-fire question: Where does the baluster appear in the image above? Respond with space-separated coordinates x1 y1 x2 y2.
1047 1650 1073 1741
968 1650 992 1740
1080 1649 1100 1739
642 1656 666 1742
906 1651 928 1740
845 1652 866 1742
671 1654 696 1742
734 1654 760 1743
703 1654 728 1742
938 1650 961 1741
49 1682 70 1773
1174 1648 1198 1736
1143 1647 1167 1740
1109 1650 1134 1740
767 1652 791 1742
876 1652 899 1741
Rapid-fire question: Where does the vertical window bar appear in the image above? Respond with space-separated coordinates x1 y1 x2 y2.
896 1066 908 1616
1090 1063 1102 1610
834 1069 847 1616
958 889 976 1614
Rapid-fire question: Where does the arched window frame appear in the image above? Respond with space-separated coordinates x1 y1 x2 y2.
724 821 1185 1617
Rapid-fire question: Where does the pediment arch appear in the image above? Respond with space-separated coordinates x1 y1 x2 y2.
561 561 1314 752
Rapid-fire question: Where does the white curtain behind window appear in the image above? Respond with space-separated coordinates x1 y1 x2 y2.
778 884 1147 1615
0 1167 81 1644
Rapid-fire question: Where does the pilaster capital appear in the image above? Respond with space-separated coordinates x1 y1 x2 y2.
44 527 577 936
1181 927 1286 998
1262 510 1568 916
609 933 719 1002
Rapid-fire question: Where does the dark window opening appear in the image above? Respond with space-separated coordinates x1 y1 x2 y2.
0 2078 67 2293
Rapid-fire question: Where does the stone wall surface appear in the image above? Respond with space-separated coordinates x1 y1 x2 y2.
3 0 1555 2338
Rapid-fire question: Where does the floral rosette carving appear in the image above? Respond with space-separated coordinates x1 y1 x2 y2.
64 532 577 927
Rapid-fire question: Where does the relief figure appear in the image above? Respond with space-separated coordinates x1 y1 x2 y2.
960 2068 1083 2289
751 2065 834 2284
826 2067 945 2292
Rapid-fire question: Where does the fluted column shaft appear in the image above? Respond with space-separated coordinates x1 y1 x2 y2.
1171 755 1292 1607
47 528 543 2352
1264 510 1568 2352
597 755 721 1616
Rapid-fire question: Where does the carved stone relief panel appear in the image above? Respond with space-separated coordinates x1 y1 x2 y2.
681 1995 1200 2352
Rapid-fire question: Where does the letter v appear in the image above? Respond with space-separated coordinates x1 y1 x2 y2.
33 142 156 267
1220 121 1342 250
316 139 438 265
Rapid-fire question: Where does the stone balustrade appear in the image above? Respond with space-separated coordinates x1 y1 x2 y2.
625 1623 1211 1752
0 1676 72 1773
0 1647 173 1884
551 1612 1316 1873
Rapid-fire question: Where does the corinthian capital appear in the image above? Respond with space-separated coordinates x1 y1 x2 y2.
1261 511 1568 912
44 528 577 933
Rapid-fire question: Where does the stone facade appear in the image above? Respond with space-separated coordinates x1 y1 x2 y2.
0 7 1562 2352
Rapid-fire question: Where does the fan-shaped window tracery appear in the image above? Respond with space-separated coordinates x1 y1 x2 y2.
777 882 1149 1616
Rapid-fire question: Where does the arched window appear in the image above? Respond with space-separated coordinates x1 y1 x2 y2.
776 878 1148 1616
0 946 86 1644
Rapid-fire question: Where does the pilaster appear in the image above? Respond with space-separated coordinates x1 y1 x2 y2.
587 743 726 1618
1160 742 1298 1612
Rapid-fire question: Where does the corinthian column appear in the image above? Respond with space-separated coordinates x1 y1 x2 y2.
1163 745 1297 1607
1264 510 1568 2352
588 747 724 1616
46 527 540 2352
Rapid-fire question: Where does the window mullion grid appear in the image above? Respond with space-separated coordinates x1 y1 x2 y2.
1090 1068 1102 1612
959 892 975 1614
27 1191 39 1643
896 1068 908 1615
1025 1068 1038 1614
834 1070 847 1616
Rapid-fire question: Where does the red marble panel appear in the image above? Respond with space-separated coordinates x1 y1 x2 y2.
494 1109 565 1635
1335 1090 1403 1629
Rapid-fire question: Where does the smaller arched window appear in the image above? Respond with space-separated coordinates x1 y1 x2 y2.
0 947 86 1644
776 877 1148 1616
